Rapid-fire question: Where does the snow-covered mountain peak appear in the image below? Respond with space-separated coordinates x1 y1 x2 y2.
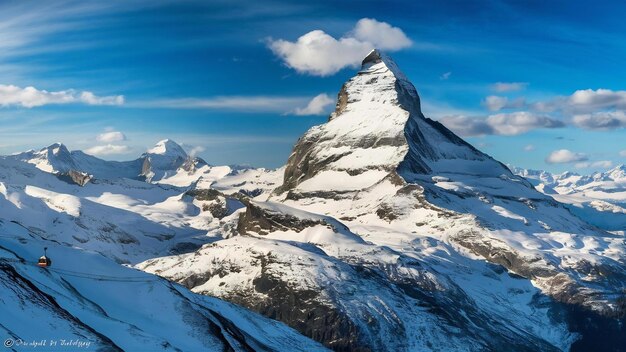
606 164 626 180
278 51 513 194
360 49 411 84
46 142 70 154
146 139 187 158
10 142 76 173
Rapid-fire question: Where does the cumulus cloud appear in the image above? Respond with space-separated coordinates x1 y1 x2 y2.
568 89 626 112
439 112 564 137
621 150 626 157
545 149 588 164
483 96 526 111
438 115 492 137
571 110 626 130
0 84 124 108
292 93 334 115
96 131 126 143
477 88 626 132
85 144 130 156
351 18 412 50
574 160 613 169
491 82 528 92
487 112 564 135
524 144 535 151
529 89 626 115
268 18 411 76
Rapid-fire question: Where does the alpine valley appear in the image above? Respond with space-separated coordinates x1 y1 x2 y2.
1 51 624 351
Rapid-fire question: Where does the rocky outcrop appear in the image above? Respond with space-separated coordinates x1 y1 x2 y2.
56 169 92 186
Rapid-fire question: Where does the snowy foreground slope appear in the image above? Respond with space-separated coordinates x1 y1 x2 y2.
1 50 625 351
0 220 325 351
511 165 626 232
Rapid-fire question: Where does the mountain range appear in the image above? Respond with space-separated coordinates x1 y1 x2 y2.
1 50 624 351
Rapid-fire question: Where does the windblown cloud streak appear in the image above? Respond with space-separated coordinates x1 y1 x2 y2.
0 84 124 108
131 95 323 113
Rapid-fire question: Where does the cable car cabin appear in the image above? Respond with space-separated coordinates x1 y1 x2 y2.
38 247 52 268
38 256 51 267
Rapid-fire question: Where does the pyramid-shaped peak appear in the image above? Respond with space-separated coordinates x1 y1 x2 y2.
43 142 70 156
360 49 407 81
147 139 186 157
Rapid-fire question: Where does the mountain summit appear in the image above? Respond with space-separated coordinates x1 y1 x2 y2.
277 49 514 195
146 139 188 158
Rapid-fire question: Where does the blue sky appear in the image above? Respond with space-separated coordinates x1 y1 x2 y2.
1 0 626 173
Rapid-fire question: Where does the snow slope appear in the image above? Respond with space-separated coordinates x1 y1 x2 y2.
0 220 325 351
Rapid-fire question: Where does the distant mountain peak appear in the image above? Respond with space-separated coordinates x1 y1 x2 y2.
45 142 70 155
146 139 187 158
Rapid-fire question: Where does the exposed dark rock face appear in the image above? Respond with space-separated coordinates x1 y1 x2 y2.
186 188 222 201
56 169 92 186
237 202 328 236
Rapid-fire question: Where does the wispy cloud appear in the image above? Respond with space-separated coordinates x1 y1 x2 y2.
0 84 123 108
0 2 153 59
490 82 528 92
130 95 312 113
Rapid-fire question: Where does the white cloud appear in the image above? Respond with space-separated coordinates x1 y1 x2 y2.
545 149 588 164
352 18 412 50
524 144 535 151
530 89 626 115
84 144 130 156
483 95 526 111
80 91 124 106
491 82 528 92
96 131 126 143
268 18 411 76
572 110 626 130
438 115 492 137
440 71 452 80
620 150 626 157
574 160 613 169
0 84 124 108
440 112 564 137
486 112 564 135
134 96 308 113
568 89 626 112
292 93 334 115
